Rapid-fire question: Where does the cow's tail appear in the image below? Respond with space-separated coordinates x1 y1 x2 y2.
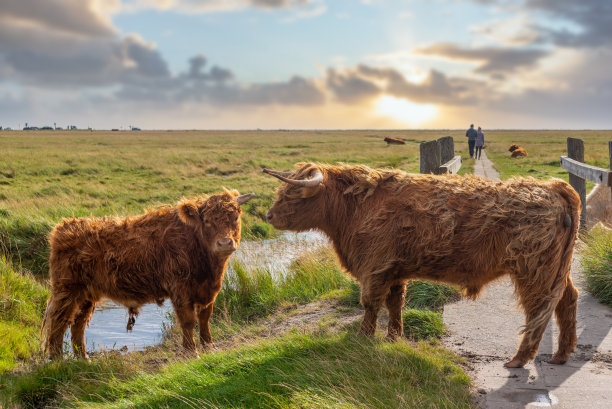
521 180 580 337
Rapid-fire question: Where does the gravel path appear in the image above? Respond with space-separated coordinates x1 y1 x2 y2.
443 150 612 408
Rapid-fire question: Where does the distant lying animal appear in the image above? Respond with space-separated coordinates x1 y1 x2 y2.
509 144 528 157
41 190 255 359
264 163 580 368
384 137 406 145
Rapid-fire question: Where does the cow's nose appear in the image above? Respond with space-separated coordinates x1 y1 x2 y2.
266 211 273 222
217 238 235 251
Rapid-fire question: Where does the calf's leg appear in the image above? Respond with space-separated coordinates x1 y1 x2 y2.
385 283 406 340
71 300 96 359
549 276 578 365
198 304 215 348
44 292 80 359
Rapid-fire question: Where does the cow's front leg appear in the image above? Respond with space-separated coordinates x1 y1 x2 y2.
358 274 391 337
173 301 197 356
198 303 215 349
385 283 407 340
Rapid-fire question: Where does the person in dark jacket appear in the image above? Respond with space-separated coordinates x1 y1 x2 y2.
466 124 477 158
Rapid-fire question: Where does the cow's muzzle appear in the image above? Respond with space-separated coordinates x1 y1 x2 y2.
216 237 237 254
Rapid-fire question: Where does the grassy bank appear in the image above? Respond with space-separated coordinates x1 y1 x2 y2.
7 329 471 409
581 226 612 307
0 257 48 372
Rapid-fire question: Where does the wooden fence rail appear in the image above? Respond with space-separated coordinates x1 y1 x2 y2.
420 136 462 175
560 137 612 231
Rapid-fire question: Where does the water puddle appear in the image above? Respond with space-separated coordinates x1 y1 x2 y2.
502 389 558 407
66 230 329 353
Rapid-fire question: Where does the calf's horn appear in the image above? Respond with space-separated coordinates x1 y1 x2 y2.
263 168 323 187
236 193 256 205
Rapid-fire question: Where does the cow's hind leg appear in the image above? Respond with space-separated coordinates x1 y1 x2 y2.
358 273 393 337
506 291 562 368
385 283 407 340
71 299 96 359
549 277 578 365
45 292 80 360
198 303 214 349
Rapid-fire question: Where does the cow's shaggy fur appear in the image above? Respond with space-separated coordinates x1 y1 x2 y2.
42 190 247 359
509 144 528 157
265 163 580 367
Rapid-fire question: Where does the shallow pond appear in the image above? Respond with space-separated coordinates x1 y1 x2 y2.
66 231 329 353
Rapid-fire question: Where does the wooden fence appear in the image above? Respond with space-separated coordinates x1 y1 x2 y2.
560 137 612 231
420 136 462 174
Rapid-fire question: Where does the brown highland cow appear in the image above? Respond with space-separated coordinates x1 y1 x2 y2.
264 163 580 368
509 144 528 157
41 190 254 359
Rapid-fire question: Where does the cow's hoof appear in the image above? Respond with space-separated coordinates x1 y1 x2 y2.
357 329 375 337
202 342 217 351
503 359 525 368
547 356 567 365
385 333 402 342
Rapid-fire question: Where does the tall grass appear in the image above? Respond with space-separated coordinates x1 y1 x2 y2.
0 256 49 371
214 247 359 324
581 226 612 307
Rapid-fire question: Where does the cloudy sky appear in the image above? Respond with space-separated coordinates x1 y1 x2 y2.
1 0 611 129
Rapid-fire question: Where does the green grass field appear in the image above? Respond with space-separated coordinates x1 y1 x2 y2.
1 129 610 408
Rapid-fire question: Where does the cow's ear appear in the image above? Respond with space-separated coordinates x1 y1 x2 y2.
178 200 200 227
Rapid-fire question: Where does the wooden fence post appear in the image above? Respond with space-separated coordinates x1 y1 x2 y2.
438 136 454 164
420 140 441 174
567 137 587 231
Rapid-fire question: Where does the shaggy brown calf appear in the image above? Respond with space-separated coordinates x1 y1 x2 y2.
509 144 528 157
264 163 580 368
41 190 254 359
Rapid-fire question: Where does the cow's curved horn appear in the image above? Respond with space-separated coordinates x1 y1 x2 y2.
263 169 292 177
263 168 323 187
236 193 256 205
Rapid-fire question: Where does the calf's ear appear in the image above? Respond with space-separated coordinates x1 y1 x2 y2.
178 200 200 227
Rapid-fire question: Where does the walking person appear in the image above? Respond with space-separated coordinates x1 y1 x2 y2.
465 124 477 158
475 126 485 160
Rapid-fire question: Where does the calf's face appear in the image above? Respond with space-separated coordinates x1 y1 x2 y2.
178 190 255 256
263 163 324 232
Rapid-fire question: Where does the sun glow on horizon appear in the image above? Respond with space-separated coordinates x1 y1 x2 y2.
375 95 438 125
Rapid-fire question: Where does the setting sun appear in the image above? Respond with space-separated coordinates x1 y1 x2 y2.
375 95 438 125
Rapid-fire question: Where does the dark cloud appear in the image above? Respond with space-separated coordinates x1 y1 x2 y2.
526 0 612 47
467 0 612 48
325 65 490 106
1 0 115 38
187 54 233 82
416 43 549 76
326 68 381 103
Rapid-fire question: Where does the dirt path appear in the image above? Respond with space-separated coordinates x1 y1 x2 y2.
443 150 612 408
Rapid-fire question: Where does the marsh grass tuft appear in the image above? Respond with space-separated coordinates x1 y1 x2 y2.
581 226 612 307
